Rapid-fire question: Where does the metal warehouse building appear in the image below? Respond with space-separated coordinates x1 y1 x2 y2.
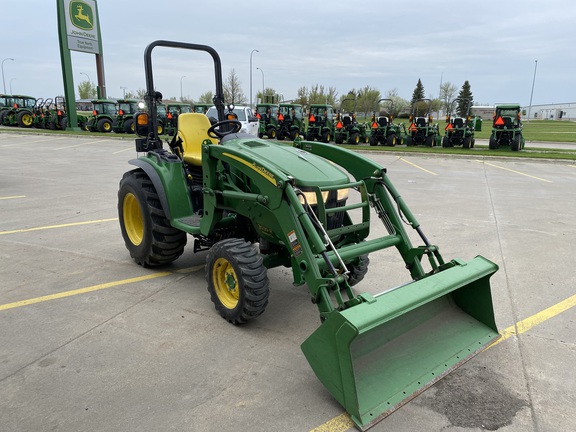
521 102 576 121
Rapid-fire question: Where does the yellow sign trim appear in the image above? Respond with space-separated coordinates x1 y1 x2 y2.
222 152 277 186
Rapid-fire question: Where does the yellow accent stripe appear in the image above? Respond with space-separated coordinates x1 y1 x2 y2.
397 157 438 175
0 195 26 200
0 265 205 312
222 152 277 185
0 218 118 236
311 293 576 431
476 160 552 183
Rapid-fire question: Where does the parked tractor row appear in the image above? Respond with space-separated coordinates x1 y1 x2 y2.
1 92 524 151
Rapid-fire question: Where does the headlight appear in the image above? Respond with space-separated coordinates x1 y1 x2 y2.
298 188 349 205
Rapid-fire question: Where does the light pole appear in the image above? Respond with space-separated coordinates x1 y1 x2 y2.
2 58 14 94
120 86 127 98
527 60 538 122
80 72 91 83
256 67 264 101
180 75 186 101
250 49 259 108
9 78 15 94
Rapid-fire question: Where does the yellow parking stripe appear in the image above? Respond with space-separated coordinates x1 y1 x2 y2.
0 195 26 200
397 157 438 175
54 139 111 150
0 265 205 312
476 160 552 183
310 292 576 431
0 218 118 235
1 137 65 147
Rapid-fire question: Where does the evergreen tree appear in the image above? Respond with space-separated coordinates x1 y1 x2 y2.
456 81 473 117
410 79 425 105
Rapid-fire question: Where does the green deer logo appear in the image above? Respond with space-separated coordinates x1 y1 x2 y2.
70 1 94 30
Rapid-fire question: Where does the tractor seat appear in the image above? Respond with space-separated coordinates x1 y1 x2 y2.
416 117 426 127
342 115 352 126
453 118 464 128
177 113 216 166
378 116 389 126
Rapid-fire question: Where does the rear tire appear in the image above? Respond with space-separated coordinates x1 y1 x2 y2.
118 170 187 267
206 238 269 324
267 127 276 139
321 131 331 143
124 119 134 134
489 136 498 150
17 111 34 128
97 118 112 133
463 136 471 149
386 134 397 146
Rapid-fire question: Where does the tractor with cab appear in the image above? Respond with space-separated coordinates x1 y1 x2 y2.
488 104 525 151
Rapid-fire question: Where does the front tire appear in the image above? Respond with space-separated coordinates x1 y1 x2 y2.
206 238 269 325
118 170 187 267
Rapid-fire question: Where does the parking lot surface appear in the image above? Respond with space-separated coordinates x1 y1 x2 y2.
1 132 575 432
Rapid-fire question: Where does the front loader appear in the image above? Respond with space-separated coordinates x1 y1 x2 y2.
118 40 501 431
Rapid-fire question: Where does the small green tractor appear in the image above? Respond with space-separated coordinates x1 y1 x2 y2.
32 98 48 129
277 103 304 141
112 99 140 134
368 98 407 146
442 99 475 148
117 41 501 431
0 94 36 128
305 103 335 143
255 102 279 138
85 99 117 132
192 103 212 114
488 104 525 151
334 98 369 145
406 98 441 147
165 102 192 136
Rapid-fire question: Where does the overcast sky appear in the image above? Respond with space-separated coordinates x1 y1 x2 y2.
2 0 575 107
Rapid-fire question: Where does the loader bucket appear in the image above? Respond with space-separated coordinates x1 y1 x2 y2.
301 256 500 431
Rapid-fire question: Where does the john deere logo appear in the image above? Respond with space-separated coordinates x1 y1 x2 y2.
70 1 94 30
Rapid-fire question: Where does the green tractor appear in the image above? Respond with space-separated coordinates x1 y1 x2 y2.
0 94 36 128
334 97 369 145
277 103 304 141
192 103 212 114
488 104 525 151
85 99 117 132
442 99 476 148
305 103 335 143
255 102 279 138
368 98 407 146
118 40 501 431
165 102 192 136
112 99 140 134
32 98 47 129
406 98 441 147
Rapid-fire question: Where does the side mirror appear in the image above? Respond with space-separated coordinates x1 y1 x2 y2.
134 112 149 137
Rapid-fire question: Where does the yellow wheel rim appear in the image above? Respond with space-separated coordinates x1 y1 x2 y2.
123 193 144 246
22 114 33 125
213 258 239 309
103 121 111 131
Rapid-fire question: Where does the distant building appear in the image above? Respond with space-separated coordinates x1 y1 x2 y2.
471 106 494 120
521 102 576 121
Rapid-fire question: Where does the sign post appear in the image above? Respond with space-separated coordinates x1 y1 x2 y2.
57 0 105 130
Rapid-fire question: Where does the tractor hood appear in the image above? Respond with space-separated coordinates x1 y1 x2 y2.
223 137 350 188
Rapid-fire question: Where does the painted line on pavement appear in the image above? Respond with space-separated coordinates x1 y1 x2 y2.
397 157 438 175
0 195 26 200
1 137 65 147
0 218 118 236
476 160 552 183
0 265 205 312
310 292 576 431
54 139 111 150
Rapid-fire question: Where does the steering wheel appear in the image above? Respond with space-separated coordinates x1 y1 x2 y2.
207 120 242 138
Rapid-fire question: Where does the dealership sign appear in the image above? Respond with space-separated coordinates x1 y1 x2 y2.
64 0 100 54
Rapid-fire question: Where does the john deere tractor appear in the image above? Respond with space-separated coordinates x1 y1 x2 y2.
406 98 441 146
488 104 525 151
442 99 475 148
0 95 36 128
305 103 335 143
192 103 212 114
277 102 304 141
85 99 117 132
255 102 278 138
165 102 192 136
112 99 140 133
368 98 407 146
334 98 369 145
118 40 500 431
